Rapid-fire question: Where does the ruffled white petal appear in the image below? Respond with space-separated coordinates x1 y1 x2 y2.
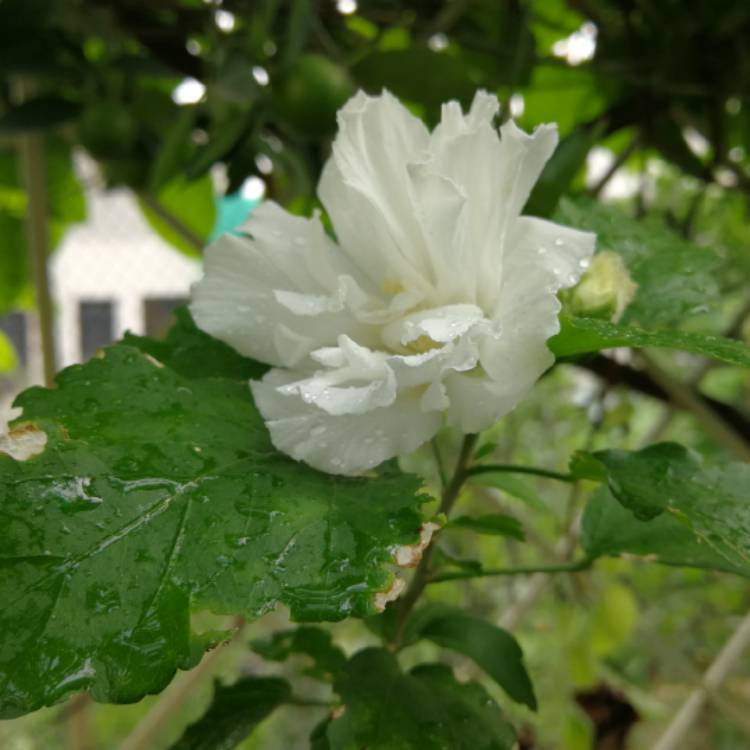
190 202 379 367
252 369 441 475
319 91 434 294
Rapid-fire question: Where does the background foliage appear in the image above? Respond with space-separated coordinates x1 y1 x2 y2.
1 1 750 748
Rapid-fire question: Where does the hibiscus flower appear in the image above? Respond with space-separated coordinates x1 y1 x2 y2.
191 90 595 475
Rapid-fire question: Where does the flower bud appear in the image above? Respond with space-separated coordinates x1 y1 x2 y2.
567 250 637 322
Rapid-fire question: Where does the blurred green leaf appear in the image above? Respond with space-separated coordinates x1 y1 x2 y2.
448 514 525 540
251 627 346 681
352 48 475 114
0 330 19 372
169 676 291 750
520 65 611 137
470 471 548 512
402 604 537 710
0 97 80 132
327 648 517 749
149 107 197 192
140 175 216 257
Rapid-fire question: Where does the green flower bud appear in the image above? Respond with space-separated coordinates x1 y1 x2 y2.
567 250 637 322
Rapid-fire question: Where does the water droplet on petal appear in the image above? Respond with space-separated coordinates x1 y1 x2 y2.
554 238 564 247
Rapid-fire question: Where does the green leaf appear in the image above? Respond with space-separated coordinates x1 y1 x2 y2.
549 315 750 368
448 514 524 541
169 676 290 750
555 197 720 326
327 648 517 750
402 604 537 710
582 487 750 577
0 314 426 717
140 175 216 257
250 627 346 681
581 443 750 575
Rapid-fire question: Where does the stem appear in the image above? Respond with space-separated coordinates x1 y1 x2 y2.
431 438 448 488
14 79 56 387
428 557 592 584
391 434 478 647
653 611 750 750
589 132 640 198
465 464 575 483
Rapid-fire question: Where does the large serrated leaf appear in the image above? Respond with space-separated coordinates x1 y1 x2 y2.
0 315 426 717
326 648 516 750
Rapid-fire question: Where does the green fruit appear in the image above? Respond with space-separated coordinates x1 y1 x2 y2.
275 54 355 139
79 101 139 159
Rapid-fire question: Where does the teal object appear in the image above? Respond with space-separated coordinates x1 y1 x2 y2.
210 192 259 241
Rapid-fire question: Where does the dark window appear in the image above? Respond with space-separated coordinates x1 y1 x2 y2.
144 297 187 339
0 312 27 366
79 301 114 360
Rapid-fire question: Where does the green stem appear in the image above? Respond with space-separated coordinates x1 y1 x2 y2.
465 464 575 483
391 434 479 648
428 557 593 584
431 438 448 488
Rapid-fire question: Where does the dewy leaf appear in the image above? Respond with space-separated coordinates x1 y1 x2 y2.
582 487 750 578
555 197 720 326
402 604 537 710
581 443 750 574
326 648 517 750
250 626 346 681
0 314 426 717
549 315 750 368
168 675 291 750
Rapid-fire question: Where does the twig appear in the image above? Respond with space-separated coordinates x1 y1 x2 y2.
67 693 95 750
431 438 448 488
140 194 206 254
589 133 641 198
640 353 750 461
391 434 478 647
652 612 750 750
118 617 245 750
466 464 575 483
428 557 592 584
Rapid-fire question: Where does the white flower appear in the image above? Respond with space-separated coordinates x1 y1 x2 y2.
190 90 595 475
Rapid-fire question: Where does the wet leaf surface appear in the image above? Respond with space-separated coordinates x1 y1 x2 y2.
0 313 425 717
580 444 750 575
